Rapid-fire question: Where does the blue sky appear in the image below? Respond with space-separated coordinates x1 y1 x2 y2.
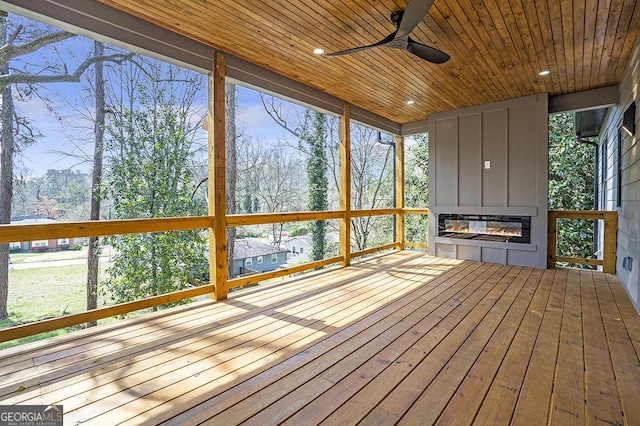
11 13 291 176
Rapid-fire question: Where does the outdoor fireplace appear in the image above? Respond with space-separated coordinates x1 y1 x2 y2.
438 214 531 244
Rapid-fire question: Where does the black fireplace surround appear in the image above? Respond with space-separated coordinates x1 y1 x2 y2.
438 214 531 244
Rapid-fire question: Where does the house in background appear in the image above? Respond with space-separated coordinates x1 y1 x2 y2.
9 216 74 253
282 232 339 256
281 232 340 267
232 239 288 277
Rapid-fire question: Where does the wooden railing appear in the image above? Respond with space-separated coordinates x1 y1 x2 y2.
547 210 617 273
402 208 429 250
0 207 424 343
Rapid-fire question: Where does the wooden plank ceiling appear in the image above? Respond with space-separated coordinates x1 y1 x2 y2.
96 0 640 125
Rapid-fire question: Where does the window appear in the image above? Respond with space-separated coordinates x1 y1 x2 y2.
617 129 623 208
257 256 263 264
58 238 69 245
271 254 278 263
299 247 304 254
245 258 253 266
32 240 48 248
9 242 20 250
601 141 607 210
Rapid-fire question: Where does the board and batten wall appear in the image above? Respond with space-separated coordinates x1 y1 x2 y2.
427 94 549 269
598 32 640 311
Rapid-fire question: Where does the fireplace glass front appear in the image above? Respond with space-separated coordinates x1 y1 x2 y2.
438 214 531 243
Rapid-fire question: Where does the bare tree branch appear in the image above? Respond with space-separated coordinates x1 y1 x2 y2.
0 53 133 90
260 94 303 138
0 29 74 63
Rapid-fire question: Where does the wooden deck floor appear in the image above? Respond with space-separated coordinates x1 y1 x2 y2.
1 251 640 425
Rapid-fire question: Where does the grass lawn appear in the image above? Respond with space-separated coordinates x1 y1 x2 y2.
10 247 89 264
0 260 203 351
0 263 110 351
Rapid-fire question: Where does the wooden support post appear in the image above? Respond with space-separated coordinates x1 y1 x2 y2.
339 104 351 267
395 135 405 250
209 52 228 300
603 211 617 273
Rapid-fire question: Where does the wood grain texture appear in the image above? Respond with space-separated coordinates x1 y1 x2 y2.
2 251 638 425
94 0 640 124
210 52 228 300
339 105 352 267
395 135 405 249
548 210 617 273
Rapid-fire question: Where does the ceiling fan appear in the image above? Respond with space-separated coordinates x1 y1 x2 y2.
326 0 450 64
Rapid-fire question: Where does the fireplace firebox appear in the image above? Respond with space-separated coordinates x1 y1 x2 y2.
438 214 531 244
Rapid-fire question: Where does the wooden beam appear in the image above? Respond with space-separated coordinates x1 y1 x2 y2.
548 85 619 113
556 256 603 266
0 284 214 344
395 135 405 250
0 216 212 243
0 209 395 245
226 210 343 227
228 256 343 288
350 208 399 218
339 104 351 267
403 208 430 215
603 212 617 274
351 242 401 259
548 210 617 273
404 241 429 250
209 52 228 300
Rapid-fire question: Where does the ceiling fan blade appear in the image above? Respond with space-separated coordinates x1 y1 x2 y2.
396 0 435 39
407 38 450 63
326 32 396 57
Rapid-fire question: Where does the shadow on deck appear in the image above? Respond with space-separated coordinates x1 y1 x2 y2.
1 251 639 425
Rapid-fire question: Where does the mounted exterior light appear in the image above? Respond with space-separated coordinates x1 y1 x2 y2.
622 102 636 136
539 70 551 76
407 100 415 105
313 48 325 55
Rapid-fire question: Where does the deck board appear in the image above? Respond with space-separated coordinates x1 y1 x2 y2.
1 251 639 425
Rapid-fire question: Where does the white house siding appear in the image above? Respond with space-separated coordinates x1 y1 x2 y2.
599 31 640 311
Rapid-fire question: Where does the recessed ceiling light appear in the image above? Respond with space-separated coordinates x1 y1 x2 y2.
539 70 551 76
313 48 325 55
407 100 415 105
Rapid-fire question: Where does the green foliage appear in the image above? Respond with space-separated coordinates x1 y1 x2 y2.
548 113 596 266
289 225 309 237
12 169 91 219
103 62 207 306
2 264 108 328
306 111 329 261
405 134 429 208
405 134 429 244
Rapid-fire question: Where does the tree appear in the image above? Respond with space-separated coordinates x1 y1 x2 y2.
348 126 394 250
305 111 328 261
235 130 306 244
86 41 105 326
0 12 130 319
31 195 60 218
0 12 15 319
102 59 207 306
548 112 595 265
260 97 330 259
404 134 429 244
225 83 237 279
